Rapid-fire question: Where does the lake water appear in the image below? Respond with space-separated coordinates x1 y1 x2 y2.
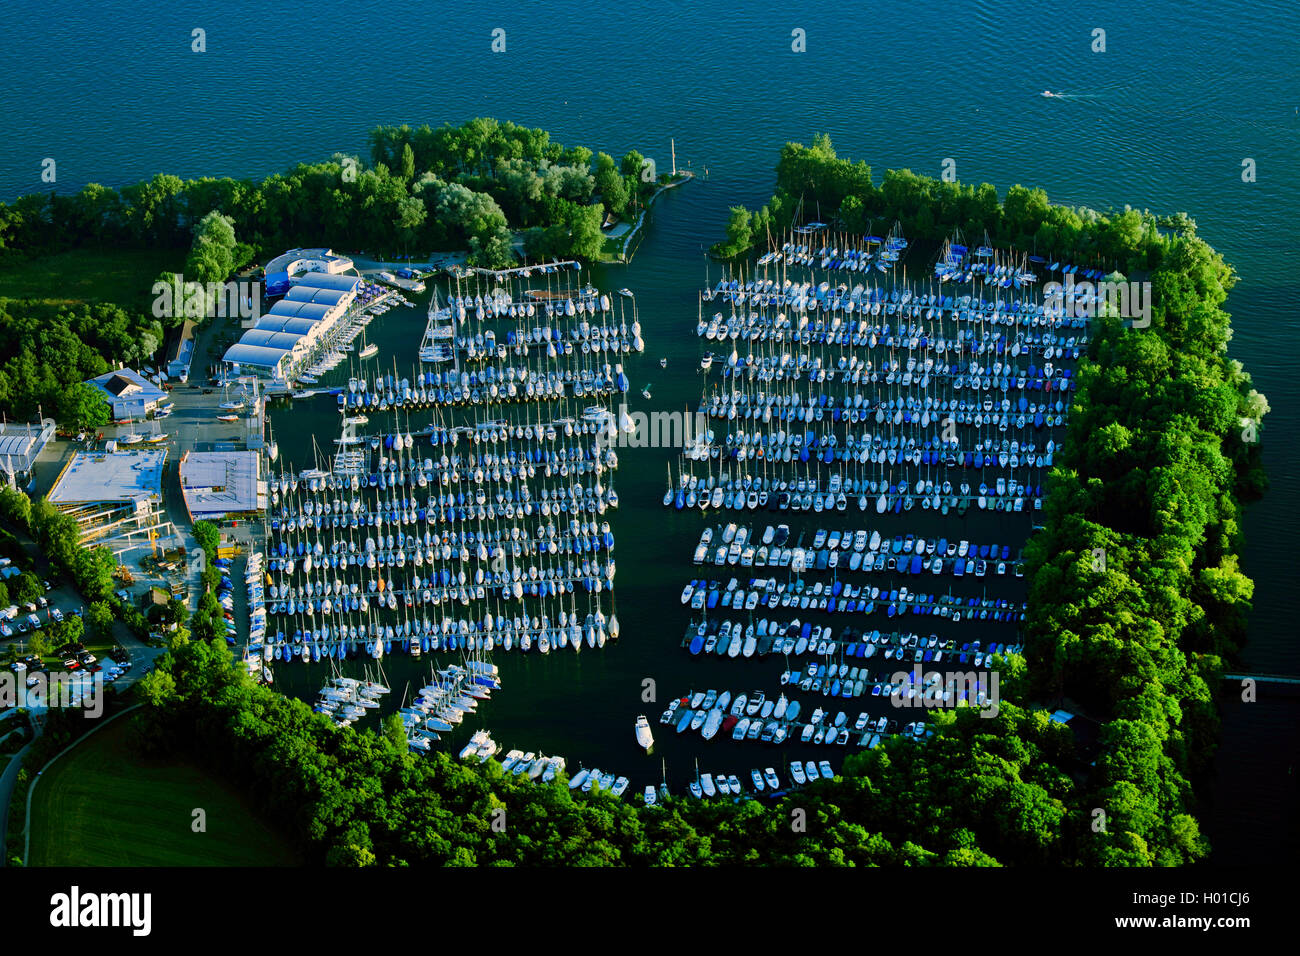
3 0 1296 862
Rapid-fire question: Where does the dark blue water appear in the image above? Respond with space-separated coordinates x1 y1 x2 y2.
3 0 1296 862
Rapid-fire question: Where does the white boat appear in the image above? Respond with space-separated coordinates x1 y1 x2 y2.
635 714 654 750
359 343 379 359
500 749 524 773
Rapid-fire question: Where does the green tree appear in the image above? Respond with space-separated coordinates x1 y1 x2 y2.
382 713 407 751
620 150 645 181
87 600 113 636
13 572 41 605
52 614 84 647
58 381 110 429
0 485 31 529
27 630 51 660
594 153 629 217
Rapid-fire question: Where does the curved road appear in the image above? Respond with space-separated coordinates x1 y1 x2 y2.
0 730 37 866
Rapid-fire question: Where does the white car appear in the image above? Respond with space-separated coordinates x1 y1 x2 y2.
50 608 64 622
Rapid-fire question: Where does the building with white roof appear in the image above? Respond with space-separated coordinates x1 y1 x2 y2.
265 247 354 278
85 368 168 420
223 264 362 381
47 448 168 549
0 420 55 488
179 450 266 520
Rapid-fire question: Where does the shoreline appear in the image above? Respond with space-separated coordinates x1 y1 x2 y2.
603 172 695 264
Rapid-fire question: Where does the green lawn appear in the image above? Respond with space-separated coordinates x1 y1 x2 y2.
27 715 299 866
0 248 181 308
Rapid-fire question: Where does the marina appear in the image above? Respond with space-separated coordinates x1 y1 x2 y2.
0 0 1285 877
245 262 639 774
246 225 1089 799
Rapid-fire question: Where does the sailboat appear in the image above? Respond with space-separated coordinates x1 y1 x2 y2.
359 326 378 360
218 380 246 410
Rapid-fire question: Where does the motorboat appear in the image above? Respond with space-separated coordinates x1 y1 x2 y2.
635 714 654 750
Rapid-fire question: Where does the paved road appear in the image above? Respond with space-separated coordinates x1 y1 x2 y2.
0 724 37 867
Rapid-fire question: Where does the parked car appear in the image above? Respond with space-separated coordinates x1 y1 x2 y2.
27 613 42 629
36 595 48 608
50 608 64 622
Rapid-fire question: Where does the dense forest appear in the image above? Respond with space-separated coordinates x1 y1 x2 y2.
0 118 658 271
122 139 1267 866
0 118 658 424
0 299 160 425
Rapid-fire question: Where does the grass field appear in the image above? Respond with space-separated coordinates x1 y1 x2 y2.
27 715 299 866
0 248 181 308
